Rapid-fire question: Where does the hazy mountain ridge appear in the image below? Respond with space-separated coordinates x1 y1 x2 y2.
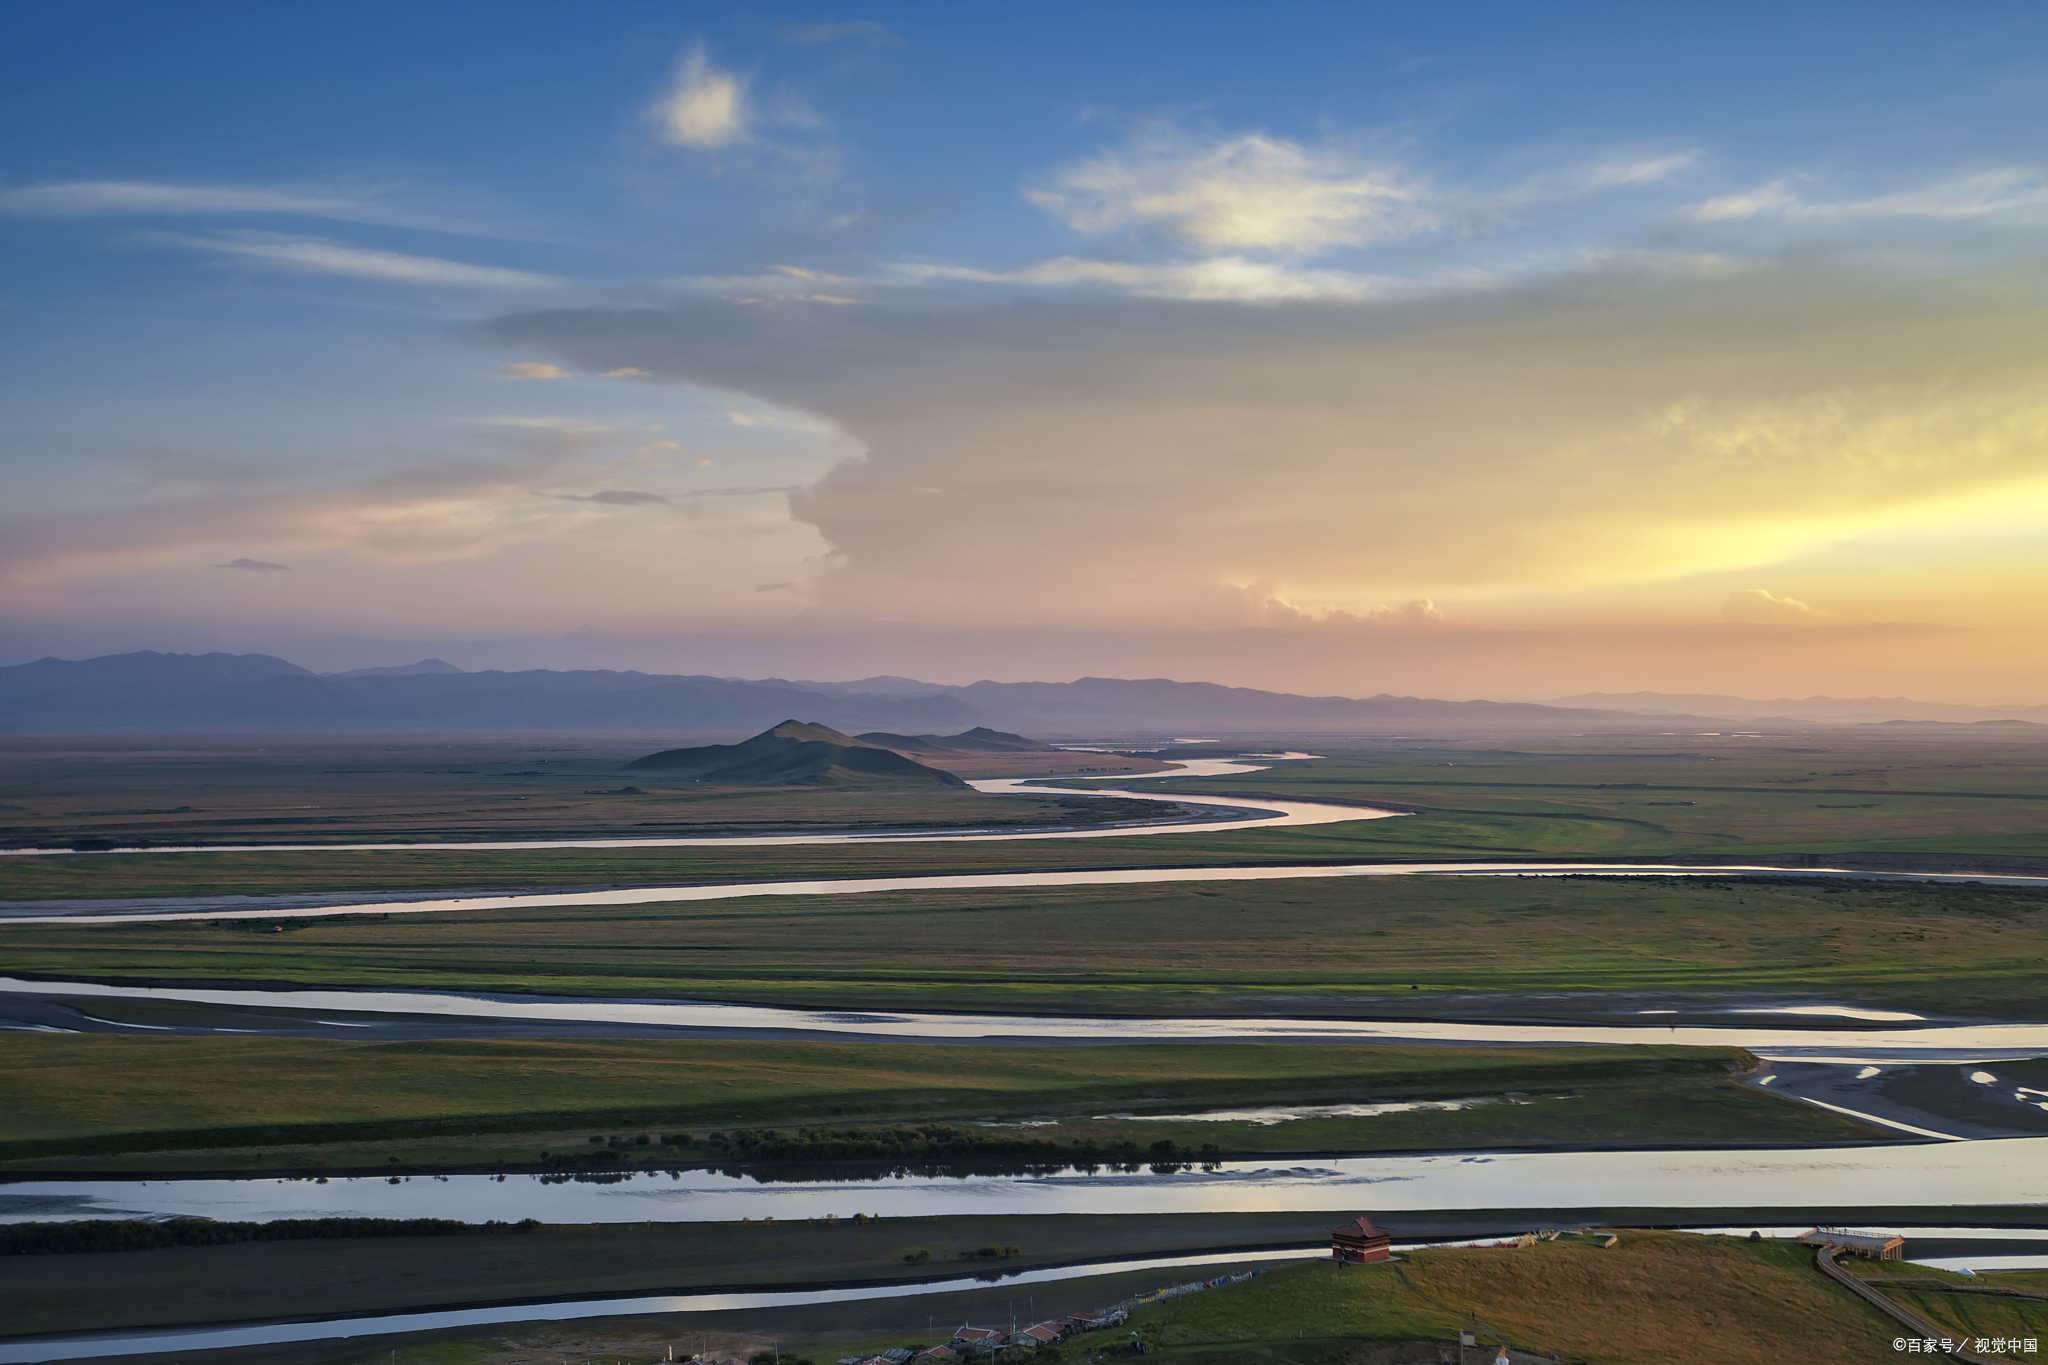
0 649 1727 734
1551 690 2048 724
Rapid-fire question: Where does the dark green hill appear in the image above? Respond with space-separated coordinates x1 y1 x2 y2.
852 732 962 754
624 721 969 787
856 726 1060 754
941 726 1061 752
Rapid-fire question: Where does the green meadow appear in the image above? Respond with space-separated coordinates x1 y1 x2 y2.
4 733 2045 913
0 1036 1877 1167
10 1229 1937 1365
10 874 2048 1017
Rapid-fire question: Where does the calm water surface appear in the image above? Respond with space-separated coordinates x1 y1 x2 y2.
8 1139 2046 1226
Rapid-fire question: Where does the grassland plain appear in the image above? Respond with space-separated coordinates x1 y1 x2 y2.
1854 1261 2048 1353
6 731 2048 907
1124 1234 1905 1364
10 874 2048 1018
0 730 1175 849
0 1211 1336 1336
0 1037 1877 1166
23 1232 1915 1365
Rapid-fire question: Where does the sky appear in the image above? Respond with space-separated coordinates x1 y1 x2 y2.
3 1 2047 701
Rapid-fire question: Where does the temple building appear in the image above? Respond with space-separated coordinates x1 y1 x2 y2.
1331 1215 1395 1264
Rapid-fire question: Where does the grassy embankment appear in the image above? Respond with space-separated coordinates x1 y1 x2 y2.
1853 1261 2048 1353
0 1037 1877 1169
9 875 2048 1019
9 1230 1937 1365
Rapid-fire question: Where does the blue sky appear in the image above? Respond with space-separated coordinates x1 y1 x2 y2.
4 2 2048 698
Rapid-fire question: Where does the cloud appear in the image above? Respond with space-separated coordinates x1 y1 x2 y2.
482 251 2048 632
0 179 464 231
756 580 798 592
772 20 898 46
650 45 749 149
1683 167 2048 225
1722 588 1828 623
601 367 650 377
895 255 1392 301
1025 129 1427 254
499 362 569 379
1367 599 1446 626
536 485 792 506
212 558 291 573
0 442 603 598
188 233 558 290
537 489 671 506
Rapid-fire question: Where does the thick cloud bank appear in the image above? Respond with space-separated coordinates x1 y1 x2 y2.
481 255 2048 630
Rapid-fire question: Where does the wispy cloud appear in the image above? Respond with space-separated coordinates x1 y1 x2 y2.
0 179 474 232
536 485 793 506
895 255 1392 300
1683 167 2048 224
1486 150 1700 210
649 44 749 149
499 362 569 378
888 244 1734 303
1722 588 1829 623
1027 129 1427 255
0 445 591 594
187 233 559 290
536 489 670 506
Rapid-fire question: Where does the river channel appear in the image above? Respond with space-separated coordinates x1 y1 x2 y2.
0 758 1396 858
8 759 2048 1358
9 1140 2048 1227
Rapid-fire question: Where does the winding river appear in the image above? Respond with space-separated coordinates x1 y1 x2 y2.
7 756 2048 1359
10 1140 2048 1227
0 758 1392 858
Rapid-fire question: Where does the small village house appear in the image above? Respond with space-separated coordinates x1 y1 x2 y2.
1331 1215 1396 1264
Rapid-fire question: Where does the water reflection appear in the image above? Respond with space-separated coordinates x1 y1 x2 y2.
6 1137 2045 1226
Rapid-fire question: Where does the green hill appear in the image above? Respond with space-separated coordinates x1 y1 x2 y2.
855 726 1061 754
623 720 968 787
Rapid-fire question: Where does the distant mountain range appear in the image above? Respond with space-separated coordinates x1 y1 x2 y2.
1548 691 2048 725
0 650 1651 735
1 650 2035 734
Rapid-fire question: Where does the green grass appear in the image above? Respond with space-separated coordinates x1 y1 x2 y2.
8 733 2048 905
0 1211 1319 1338
27 1227 1996 1365
1105 734 2048 860
0 733 1172 849
1126 1232 1904 1364
0 1036 1880 1164
10 873 2048 1018
0 1217 1932 1364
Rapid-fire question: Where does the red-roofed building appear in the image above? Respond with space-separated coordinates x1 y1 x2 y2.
1331 1215 1395 1264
